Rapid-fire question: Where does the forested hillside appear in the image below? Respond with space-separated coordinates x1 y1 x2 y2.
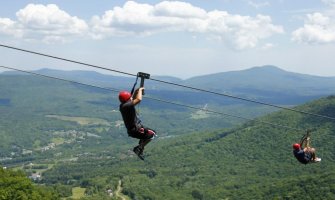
0 73 273 163
1 68 335 199
2 65 335 160
0 168 58 199
41 96 335 199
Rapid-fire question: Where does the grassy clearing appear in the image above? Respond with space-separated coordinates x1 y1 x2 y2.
34 164 54 174
71 187 86 199
46 115 111 126
190 110 210 119
51 137 65 145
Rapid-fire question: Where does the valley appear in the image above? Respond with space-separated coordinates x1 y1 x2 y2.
1 66 335 199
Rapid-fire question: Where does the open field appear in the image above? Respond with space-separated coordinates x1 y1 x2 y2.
71 187 86 199
46 115 111 126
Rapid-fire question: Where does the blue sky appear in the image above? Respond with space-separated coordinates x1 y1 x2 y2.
1 0 335 78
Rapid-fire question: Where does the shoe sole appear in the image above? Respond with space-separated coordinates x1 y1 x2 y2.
133 149 145 160
135 153 144 160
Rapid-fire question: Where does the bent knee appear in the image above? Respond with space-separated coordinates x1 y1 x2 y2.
304 147 315 153
147 129 156 136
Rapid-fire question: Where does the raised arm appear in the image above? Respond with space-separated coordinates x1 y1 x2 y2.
132 87 144 105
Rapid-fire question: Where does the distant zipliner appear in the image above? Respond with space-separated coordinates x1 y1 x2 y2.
118 72 156 160
293 130 321 164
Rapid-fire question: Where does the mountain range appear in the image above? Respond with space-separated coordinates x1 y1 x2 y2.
3 65 335 105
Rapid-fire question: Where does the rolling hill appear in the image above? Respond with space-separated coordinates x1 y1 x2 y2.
1 65 335 163
186 65 335 93
4 65 335 105
41 95 335 199
184 65 335 103
1 65 335 199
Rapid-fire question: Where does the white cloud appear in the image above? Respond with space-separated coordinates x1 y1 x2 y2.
260 43 274 50
90 1 208 38
205 12 283 49
0 18 23 37
0 1 283 49
322 0 335 7
90 1 283 49
247 1 270 9
292 0 335 44
153 1 207 18
0 4 88 43
292 12 335 44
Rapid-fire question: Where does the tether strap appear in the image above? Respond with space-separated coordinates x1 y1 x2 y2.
131 74 139 95
300 130 311 146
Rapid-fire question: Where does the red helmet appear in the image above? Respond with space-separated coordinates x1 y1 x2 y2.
118 91 131 103
293 143 300 150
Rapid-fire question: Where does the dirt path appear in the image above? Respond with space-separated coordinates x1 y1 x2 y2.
115 180 129 200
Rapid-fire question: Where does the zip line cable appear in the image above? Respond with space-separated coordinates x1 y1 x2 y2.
0 44 135 78
1 44 335 121
0 65 118 93
147 96 304 132
148 78 335 121
0 65 303 132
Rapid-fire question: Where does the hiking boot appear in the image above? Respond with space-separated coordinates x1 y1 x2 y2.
133 146 144 160
133 146 141 154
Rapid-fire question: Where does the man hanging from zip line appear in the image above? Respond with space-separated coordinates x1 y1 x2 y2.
292 133 321 164
119 87 156 160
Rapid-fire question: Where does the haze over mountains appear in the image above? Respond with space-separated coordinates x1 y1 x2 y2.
4 65 335 105
185 65 335 94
